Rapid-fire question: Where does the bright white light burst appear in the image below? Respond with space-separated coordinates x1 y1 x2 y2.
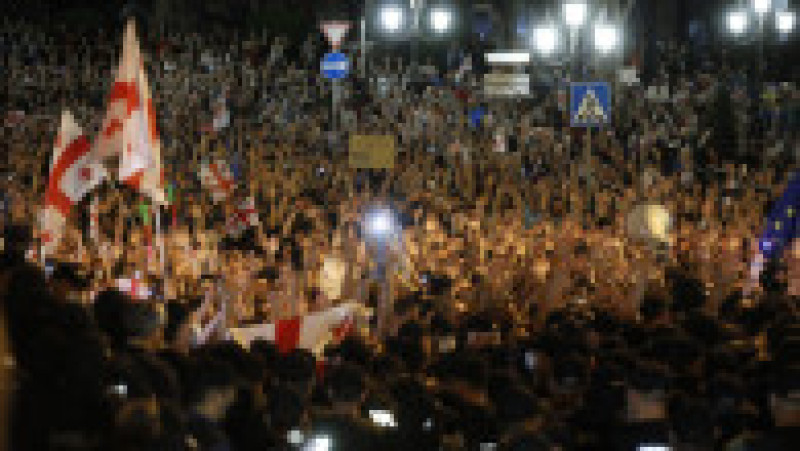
380 7 403 32
727 11 748 35
431 9 452 32
534 27 558 55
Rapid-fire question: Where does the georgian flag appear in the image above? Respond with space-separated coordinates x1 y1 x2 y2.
40 111 108 254
199 159 236 203
96 19 166 205
116 271 152 300
225 196 259 237
229 303 365 355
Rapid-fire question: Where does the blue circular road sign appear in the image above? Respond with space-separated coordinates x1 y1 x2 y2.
321 52 349 79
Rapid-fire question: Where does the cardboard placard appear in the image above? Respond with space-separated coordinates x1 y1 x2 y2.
349 135 396 169
483 73 530 98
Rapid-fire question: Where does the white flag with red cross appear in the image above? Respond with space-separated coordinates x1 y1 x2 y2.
199 159 236 203
96 19 166 205
40 110 108 254
229 303 366 355
225 196 259 237
116 271 152 300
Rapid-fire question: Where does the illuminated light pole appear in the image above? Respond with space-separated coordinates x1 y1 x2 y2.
563 1 588 79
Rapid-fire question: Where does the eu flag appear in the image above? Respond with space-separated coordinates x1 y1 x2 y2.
752 172 799 286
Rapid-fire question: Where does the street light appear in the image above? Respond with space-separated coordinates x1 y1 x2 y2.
593 24 620 53
752 0 771 16
380 6 404 32
727 11 748 35
430 8 453 33
777 11 796 33
533 26 558 55
564 1 588 28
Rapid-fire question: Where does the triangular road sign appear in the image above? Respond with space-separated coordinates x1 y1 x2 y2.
573 89 608 125
321 21 351 50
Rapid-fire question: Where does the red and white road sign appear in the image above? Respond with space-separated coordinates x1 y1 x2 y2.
320 21 351 50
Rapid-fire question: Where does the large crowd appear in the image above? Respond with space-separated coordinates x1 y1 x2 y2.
2 14 799 451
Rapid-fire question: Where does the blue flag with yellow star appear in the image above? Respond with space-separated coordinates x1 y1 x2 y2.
753 171 799 280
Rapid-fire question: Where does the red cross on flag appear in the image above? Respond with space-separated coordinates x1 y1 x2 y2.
199 159 236 203
40 110 108 254
96 19 166 205
116 271 151 301
229 303 365 355
225 196 259 237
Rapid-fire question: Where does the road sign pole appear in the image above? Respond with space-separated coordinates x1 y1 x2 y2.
584 127 593 222
360 16 367 79
332 79 340 131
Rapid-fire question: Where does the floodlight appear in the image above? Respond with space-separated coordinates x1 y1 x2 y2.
752 0 771 15
380 7 404 32
777 11 795 33
727 11 748 35
430 8 453 33
594 24 619 53
564 2 588 28
533 26 558 55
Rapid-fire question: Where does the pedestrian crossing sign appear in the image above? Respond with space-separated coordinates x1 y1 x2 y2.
570 82 611 127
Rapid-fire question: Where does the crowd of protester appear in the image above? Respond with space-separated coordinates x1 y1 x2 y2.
2 15 799 451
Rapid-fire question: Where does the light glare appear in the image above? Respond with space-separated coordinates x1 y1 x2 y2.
594 25 619 52
727 11 748 34
366 209 394 236
431 9 452 32
777 11 795 32
534 27 558 55
564 2 588 28
380 7 403 32
752 0 771 15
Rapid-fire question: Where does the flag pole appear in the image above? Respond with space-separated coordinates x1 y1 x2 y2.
155 202 166 282
89 193 99 246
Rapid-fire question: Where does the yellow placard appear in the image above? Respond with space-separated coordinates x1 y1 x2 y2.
349 135 395 169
